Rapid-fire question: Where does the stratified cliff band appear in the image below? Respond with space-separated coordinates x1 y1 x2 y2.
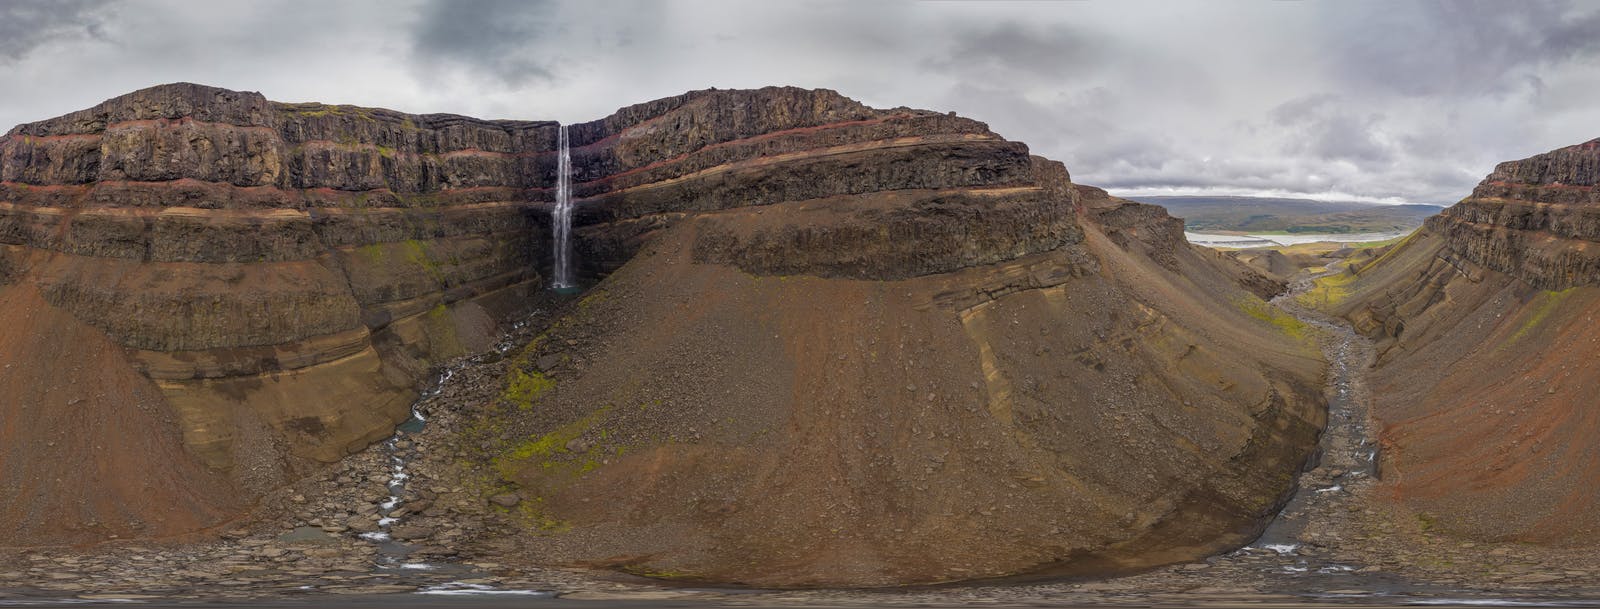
1310 137 1600 545
0 83 1326 586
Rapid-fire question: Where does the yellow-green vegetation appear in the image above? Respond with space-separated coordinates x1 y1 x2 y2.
455 458 572 533
1349 234 1410 249
1296 269 1359 308
400 239 446 282
1352 230 1421 274
353 239 448 282
1416 511 1439 533
1510 288 1575 343
376 144 396 159
355 242 386 263
1235 296 1313 343
576 288 608 311
421 303 462 355
492 405 614 480
502 369 556 410
502 495 570 533
284 103 377 121
287 106 340 118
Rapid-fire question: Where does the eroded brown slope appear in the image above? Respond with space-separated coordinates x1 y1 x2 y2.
0 283 240 545
466 96 1325 586
3 85 1326 582
0 83 552 544
1319 137 1600 542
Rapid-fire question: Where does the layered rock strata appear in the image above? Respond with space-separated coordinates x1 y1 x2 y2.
470 90 1326 586
2 84 1327 587
1317 137 1600 543
0 84 552 544
1422 138 1600 290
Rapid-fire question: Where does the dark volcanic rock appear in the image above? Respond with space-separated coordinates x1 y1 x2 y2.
1425 137 1600 290
0 83 1324 591
1318 136 1600 547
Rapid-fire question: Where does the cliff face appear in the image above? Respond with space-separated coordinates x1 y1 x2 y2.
549 88 1073 280
0 84 552 544
1 84 1324 586
1317 137 1600 544
1422 138 1600 290
472 91 1325 585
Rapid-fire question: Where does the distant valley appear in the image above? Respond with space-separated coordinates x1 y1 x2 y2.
1127 195 1441 234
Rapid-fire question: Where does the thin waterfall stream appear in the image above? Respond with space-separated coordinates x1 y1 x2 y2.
551 124 575 290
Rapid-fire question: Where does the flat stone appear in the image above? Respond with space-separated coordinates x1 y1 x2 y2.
536 354 561 372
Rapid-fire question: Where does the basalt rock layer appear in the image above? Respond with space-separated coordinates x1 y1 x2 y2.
472 91 1325 586
0 83 554 545
3 84 1326 586
1316 137 1600 543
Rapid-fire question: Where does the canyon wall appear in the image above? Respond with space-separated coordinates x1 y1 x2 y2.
1317 137 1600 544
1 84 1327 586
470 88 1327 586
0 84 551 544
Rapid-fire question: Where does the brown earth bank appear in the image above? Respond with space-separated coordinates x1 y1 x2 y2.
0 83 553 545
462 101 1328 583
1307 136 1600 544
0 83 1327 587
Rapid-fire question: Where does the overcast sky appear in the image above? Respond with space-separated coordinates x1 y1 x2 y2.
3 0 1597 204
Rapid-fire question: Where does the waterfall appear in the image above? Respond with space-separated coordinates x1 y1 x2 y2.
550 124 574 289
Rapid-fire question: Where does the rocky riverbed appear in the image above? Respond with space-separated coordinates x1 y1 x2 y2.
5 279 1600 606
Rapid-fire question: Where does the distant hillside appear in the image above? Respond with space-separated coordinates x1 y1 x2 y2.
1127 195 1442 234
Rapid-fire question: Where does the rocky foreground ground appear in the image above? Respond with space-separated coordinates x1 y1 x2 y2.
3 287 1600 606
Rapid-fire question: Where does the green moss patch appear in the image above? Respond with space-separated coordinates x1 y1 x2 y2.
1511 288 1575 343
1236 296 1312 343
1296 270 1358 309
492 405 614 482
502 370 556 410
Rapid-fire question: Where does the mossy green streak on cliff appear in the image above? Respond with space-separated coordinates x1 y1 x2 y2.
1236 296 1312 343
283 103 378 120
1355 230 1421 274
402 239 447 283
1510 288 1576 344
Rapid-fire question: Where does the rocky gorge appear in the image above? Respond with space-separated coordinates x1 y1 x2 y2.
1307 136 1600 546
0 83 1326 589
4 82 1600 604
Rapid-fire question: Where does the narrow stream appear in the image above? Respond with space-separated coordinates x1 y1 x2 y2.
353 321 531 581
1253 268 1381 556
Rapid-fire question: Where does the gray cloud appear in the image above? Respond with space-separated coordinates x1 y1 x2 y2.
411 0 561 85
1318 0 1600 98
0 0 114 62
1270 95 1394 168
921 21 1104 83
